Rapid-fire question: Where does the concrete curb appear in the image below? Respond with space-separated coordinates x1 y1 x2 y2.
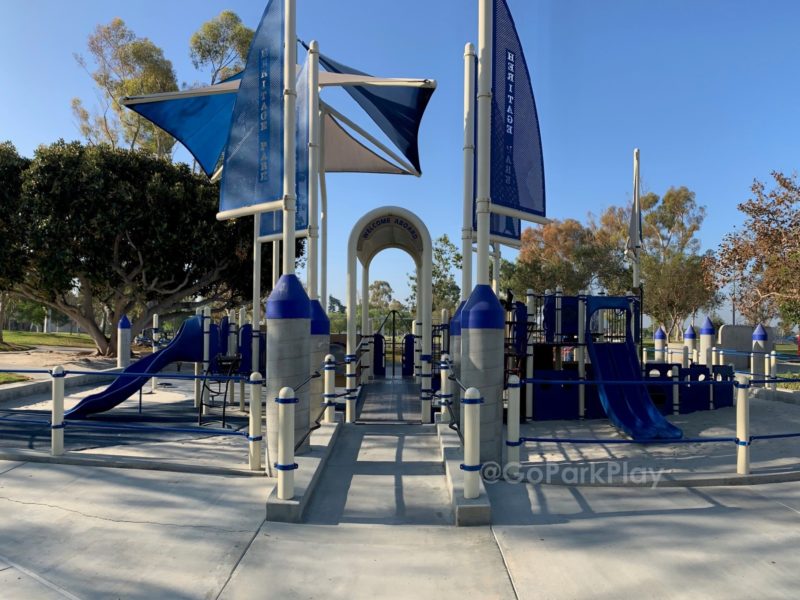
0 368 120 402
265 420 341 523
436 422 491 526
0 448 266 477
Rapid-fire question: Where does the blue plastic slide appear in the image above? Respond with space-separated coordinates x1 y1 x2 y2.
66 316 205 419
585 338 683 440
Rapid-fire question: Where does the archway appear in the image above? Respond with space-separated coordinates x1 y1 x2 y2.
347 206 433 422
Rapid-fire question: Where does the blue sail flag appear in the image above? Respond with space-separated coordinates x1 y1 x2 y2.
491 0 546 220
260 58 310 236
218 0 284 217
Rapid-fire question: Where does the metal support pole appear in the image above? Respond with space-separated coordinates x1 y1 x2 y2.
276 386 297 499
324 354 336 424
239 307 247 410
421 351 432 424
194 307 202 408
736 374 750 475
281 0 297 276
506 375 520 477
463 387 482 499
525 289 535 421
770 350 777 393
228 309 237 407
461 42 476 299
202 307 211 413
253 214 263 377
672 369 680 416
248 373 263 471
475 0 492 286
577 291 586 419
345 354 357 423
682 346 689 369
51 365 65 456
439 353 451 423
151 313 159 393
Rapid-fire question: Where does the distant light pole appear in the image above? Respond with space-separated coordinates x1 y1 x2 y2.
732 225 737 327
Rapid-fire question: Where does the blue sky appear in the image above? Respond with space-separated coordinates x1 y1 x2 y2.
2 0 799 309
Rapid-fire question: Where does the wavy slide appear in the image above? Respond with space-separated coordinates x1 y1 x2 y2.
66 316 204 419
586 338 683 440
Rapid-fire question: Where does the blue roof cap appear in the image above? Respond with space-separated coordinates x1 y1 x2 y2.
752 323 768 341
118 315 131 330
266 274 310 320
700 317 715 335
449 300 466 336
654 326 667 340
683 325 696 339
462 285 504 330
310 299 330 335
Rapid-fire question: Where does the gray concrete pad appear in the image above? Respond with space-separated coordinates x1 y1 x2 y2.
517 395 800 480
219 522 515 599
0 461 271 599
491 482 800 599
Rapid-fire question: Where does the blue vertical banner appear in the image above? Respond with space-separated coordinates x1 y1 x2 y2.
260 57 310 236
475 0 546 243
218 0 284 217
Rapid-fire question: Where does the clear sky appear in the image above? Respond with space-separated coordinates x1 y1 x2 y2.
2 0 799 310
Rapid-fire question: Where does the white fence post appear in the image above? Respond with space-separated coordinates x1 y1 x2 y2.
151 313 160 393
201 307 211 413
194 307 202 408
506 375 521 477
672 369 680 416
324 353 336 424
248 372 263 471
462 387 482 499
345 354 357 423
735 374 750 475
239 307 248 410
51 366 65 456
276 386 297 500
439 353 451 423
769 350 777 393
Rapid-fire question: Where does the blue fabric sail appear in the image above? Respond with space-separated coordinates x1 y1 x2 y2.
491 0 546 219
218 0 284 215
310 45 433 174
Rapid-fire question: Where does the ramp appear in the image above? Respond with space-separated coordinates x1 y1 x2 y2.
65 316 204 419
586 339 682 440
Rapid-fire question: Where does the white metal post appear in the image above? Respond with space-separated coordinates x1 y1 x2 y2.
554 286 563 369
194 307 202 408
307 40 320 301
506 375 520 477
319 168 328 313
253 215 263 377
463 387 482 499
324 353 336 424
248 372 263 471
345 354 356 423
439 353 451 423
361 263 370 384
239 307 247 410
632 148 641 289
277 386 297 499
736 374 750 475
117 316 131 369
769 350 777 393
475 0 492 286
202 307 211 412
682 346 689 369
577 291 587 419
282 0 297 276
461 44 476 300
151 313 159 393
492 243 501 294
526 289 535 420
228 309 237 407
51 365 65 456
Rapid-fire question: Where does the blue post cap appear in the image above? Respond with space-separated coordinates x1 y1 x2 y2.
309 299 330 335
654 326 667 340
449 300 465 337
752 323 768 341
683 325 696 340
462 285 504 330
266 274 310 319
118 315 131 330
700 317 715 335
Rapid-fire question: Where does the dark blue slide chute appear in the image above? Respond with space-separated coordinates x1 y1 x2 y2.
66 316 204 419
584 298 682 440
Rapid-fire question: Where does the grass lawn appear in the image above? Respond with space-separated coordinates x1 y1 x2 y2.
0 372 30 385
1 331 95 350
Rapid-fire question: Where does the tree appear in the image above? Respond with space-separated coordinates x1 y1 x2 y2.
369 280 393 311
190 11 254 84
328 296 346 314
407 234 462 313
10 141 274 355
713 172 800 328
0 142 29 343
72 18 178 156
